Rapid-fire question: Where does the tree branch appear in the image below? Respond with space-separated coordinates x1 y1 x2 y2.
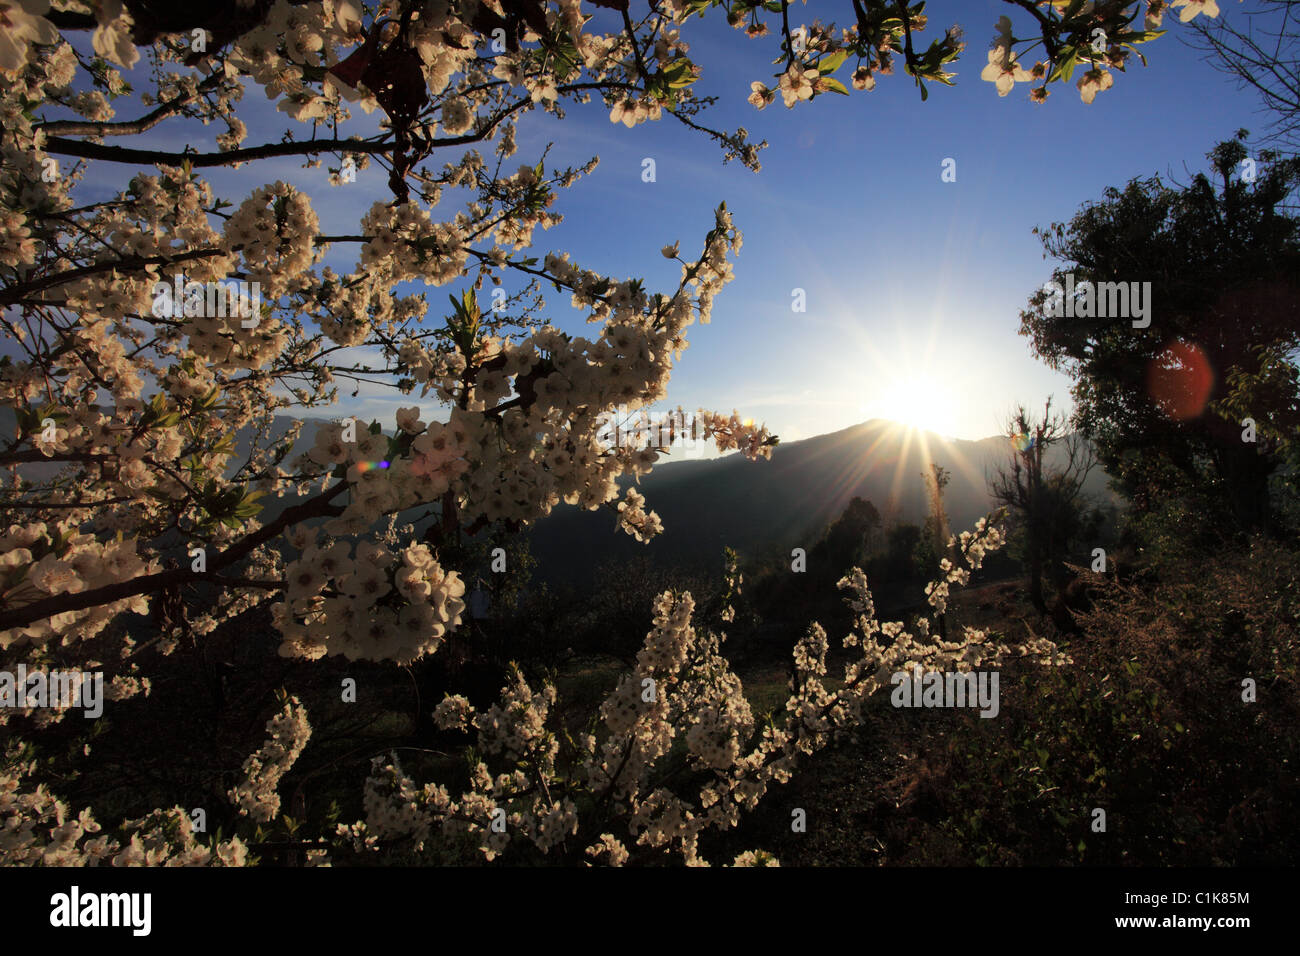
37 72 225 138
41 135 394 168
0 480 349 633
0 247 227 307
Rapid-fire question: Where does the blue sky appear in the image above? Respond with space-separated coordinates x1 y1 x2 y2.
504 1 1270 445
51 1 1277 447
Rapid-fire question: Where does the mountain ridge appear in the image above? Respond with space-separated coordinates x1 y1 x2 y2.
525 418 1119 587
0 408 1118 589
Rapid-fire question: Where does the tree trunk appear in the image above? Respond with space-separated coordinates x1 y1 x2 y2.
1028 545 1047 615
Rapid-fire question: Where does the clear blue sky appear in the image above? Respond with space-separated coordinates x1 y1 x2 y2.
55 2 1277 446
498 1 1270 445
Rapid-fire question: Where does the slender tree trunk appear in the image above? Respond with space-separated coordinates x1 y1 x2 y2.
1028 544 1047 615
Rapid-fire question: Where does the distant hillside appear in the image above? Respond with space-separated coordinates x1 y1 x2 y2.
525 420 1120 587
1 408 1120 590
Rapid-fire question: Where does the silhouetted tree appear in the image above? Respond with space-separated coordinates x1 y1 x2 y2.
812 495 881 577
990 399 1097 615
917 465 952 637
1018 134 1300 540
876 522 924 585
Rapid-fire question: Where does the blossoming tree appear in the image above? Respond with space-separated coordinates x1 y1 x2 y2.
0 0 1211 865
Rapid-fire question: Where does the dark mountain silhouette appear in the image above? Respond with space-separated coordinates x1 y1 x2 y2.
1 408 1118 589
525 420 1119 587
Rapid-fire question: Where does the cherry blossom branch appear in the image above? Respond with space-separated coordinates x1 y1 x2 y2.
2 234 374 308
0 247 227 306
0 450 115 465
0 480 349 632
896 0 917 72
36 72 226 138
40 83 636 170
621 6 651 83
41 134 394 168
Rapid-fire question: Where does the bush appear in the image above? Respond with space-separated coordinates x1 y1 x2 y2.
903 537 1300 864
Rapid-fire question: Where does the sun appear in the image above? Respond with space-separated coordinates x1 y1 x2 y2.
871 372 960 437
827 294 966 439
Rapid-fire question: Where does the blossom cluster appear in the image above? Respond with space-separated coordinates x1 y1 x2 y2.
228 696 313 823
0 0 1161 867
2 750 249 866
336 518 1067 865
616 487 662 543
274 535 466 664
734 0 1215 110
0 0 1156 668
1 523 157 653
3 685 322 864
923 515 1003 616
2 514 1067 867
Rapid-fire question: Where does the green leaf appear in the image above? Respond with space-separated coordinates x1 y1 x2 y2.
818 50 848 75
662 59 694 87
820 76 850 95
1047 48 1078 84
234 494 265 518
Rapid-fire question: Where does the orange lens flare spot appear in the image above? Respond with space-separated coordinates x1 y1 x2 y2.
1146 341 1214 421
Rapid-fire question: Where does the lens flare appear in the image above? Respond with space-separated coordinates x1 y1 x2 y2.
1147 340 1214 421
1012 432 1036 452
